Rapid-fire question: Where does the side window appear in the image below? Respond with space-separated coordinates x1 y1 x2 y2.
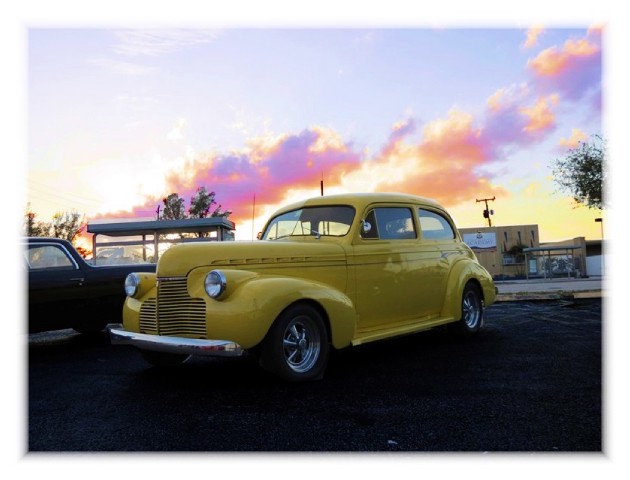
27 245 76 270
361 207 416 240
418 209 455 240
360 210 379 239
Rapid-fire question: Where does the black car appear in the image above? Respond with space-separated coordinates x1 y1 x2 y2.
26 237 155 334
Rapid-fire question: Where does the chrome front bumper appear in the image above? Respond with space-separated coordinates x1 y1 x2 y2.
108 325 245 357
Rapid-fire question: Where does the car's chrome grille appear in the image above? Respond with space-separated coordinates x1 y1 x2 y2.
139 298 158 334
139 277 207 337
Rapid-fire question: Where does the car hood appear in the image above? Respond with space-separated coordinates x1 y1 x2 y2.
157 240 347 277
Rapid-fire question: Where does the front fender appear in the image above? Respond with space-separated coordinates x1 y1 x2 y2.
188 268 357 350
441 259 496 320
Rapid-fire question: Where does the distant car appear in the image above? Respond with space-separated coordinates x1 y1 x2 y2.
110 193 497 381
26 237 155 334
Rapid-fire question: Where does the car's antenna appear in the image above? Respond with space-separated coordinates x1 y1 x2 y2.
320 171 324 196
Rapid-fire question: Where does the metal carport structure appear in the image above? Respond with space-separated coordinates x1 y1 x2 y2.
87 217 235 264
523 245 583 279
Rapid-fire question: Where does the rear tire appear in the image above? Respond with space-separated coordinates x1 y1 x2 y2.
449 282 483 336
260 304 329 382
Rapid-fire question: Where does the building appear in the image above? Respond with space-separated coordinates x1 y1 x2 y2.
458 224 601 279
458 225 540 279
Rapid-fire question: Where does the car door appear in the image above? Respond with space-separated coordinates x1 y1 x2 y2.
351 204 442 329
415 207 460 314
27 242 85 331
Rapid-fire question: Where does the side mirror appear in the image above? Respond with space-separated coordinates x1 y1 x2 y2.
256 232 263 240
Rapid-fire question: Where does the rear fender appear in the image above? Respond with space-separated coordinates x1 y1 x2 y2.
441 259 496 319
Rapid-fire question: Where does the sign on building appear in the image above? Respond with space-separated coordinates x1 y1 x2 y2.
463 232 497 251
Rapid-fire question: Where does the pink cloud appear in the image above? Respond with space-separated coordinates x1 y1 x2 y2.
146 129 362 225
380 118 417 157
527 29 601 102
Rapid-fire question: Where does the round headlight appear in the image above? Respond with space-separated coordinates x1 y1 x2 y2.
124 273 140 297
204 270 227 299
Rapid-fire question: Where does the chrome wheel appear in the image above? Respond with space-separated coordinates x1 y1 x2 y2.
462 289 482 329
282 316 321 373
261 304 329 381
449 283 483 336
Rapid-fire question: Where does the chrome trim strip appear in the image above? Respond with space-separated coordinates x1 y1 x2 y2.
108 325 244 357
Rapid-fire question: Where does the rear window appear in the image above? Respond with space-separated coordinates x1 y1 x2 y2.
418 209 456 240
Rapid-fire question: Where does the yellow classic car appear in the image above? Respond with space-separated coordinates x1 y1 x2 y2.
109 193 497 381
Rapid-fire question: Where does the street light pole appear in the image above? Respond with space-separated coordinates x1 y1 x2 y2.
595 217 604 276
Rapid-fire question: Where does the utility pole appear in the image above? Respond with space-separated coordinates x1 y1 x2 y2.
476 196 496 227
595 217 604 276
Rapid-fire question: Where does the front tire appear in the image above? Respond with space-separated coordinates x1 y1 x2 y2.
449 282 483 336
260 304 330 382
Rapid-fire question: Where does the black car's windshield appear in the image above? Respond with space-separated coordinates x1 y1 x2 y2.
263 206 355 240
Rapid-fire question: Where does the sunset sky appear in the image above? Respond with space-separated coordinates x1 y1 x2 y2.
24 10 609 248
27 24 605 244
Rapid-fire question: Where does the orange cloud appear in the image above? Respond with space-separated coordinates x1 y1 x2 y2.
527 29 601 106
354 109 507 207
528 37 599 77
519 95 558 133
421 110 485 164
487 89 506 112
559 128 588 149
523 26 544 49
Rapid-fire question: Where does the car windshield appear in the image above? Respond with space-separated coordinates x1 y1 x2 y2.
262 206 355 240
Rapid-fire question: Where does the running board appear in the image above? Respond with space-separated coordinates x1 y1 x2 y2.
352 316 456 346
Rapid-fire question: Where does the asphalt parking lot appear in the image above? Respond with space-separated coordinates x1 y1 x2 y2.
27 298 601 452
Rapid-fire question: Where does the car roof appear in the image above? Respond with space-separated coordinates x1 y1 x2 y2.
24 237 73 245
271 192 445 216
